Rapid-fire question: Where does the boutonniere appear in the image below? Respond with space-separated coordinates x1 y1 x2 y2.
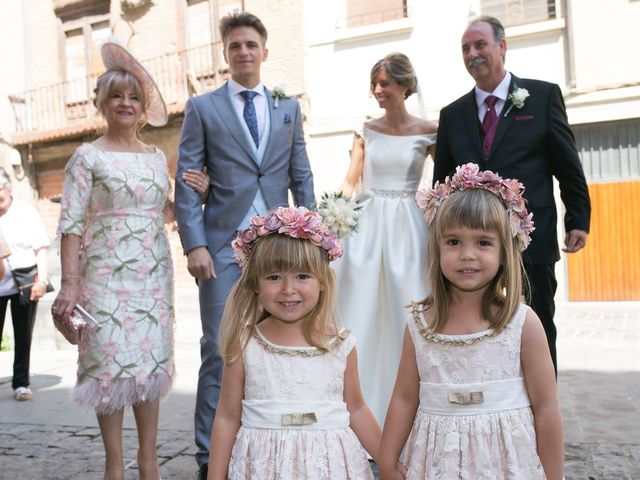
272 85 288 109
504 86 530 117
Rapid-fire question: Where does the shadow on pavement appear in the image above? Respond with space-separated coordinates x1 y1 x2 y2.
1 359 638 479
0 385 198 480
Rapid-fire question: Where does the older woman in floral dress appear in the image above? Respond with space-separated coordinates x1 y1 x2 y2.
51 39 174 480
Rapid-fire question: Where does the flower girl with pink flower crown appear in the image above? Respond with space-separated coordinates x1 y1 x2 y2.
378 164 563 480
208 206 381 480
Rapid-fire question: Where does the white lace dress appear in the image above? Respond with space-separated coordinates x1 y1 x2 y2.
333 127 436 425
227 329 373 480
403 304 546 479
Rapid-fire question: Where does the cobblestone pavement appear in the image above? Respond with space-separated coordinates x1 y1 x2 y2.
1 299 638 479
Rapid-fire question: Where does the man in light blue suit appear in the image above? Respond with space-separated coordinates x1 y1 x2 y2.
174 11 314 478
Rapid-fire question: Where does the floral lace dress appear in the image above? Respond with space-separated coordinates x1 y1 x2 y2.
403 304 546 479
228 328 373 479
57 143 175 414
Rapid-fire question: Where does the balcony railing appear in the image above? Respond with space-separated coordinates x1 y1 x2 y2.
8 42 224 138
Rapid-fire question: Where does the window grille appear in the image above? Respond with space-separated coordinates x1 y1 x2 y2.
479 0 556 27
573 119 640 182
345 0 407 28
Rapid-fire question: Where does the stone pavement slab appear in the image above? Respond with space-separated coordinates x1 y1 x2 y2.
556 301 640 479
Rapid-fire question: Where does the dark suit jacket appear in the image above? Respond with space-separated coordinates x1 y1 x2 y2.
434 74 591 264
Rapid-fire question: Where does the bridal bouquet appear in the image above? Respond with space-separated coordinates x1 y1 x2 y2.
317 191 363 239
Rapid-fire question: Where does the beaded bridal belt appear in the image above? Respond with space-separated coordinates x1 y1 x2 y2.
369 188 416 198
419 378 531 415
241 399 350 430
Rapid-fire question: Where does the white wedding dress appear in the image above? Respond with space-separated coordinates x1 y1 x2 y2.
333 127 436 425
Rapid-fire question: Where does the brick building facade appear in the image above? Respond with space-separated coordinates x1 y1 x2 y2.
6 0 307 291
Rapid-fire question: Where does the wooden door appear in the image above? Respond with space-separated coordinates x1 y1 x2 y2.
567 181 640 301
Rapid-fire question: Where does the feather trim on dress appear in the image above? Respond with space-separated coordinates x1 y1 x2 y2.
73 369 174 415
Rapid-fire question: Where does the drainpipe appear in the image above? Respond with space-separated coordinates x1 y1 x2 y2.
209 0 221 88
22 0 33 132
22 0 37 192
562 0 577 90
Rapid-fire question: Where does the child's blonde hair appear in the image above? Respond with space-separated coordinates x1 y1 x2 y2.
421 188 527 332
219 234 338 362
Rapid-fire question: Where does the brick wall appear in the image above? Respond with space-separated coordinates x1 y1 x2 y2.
18 0 307 297
246 0 305 95
38 170 65 199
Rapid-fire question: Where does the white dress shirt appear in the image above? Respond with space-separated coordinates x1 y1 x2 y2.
475 71 512 122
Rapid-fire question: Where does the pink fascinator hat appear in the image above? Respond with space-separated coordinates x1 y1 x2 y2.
100 37 168 127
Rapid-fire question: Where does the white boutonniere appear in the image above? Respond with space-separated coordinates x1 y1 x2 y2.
272 85 288 109
504 86 530 117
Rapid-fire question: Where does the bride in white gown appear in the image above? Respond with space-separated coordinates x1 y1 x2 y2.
333 53 437 426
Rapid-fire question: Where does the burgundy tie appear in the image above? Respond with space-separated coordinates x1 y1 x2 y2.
481 95 499 158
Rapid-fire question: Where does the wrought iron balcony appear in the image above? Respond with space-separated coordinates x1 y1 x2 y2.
8 42 224 144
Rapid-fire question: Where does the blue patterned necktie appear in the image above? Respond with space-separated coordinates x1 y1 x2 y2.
240 90 259 147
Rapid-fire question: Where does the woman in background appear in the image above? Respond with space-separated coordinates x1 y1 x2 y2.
0 168 50 402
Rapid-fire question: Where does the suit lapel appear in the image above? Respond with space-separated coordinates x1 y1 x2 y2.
461 89 486 168
488 75 518 161
210 84 258 163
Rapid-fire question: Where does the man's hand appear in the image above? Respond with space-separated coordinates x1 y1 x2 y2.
187 246 216 280
563 229 588 253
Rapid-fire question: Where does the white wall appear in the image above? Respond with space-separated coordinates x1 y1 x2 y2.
0 0 27 136
303 0 640 301
303 0 575 195
0 0 32 202
570 0 640 89
564 0 640 125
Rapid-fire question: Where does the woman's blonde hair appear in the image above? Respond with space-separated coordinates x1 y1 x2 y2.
93 69 148 126
219 234 338 362
420 188 527 332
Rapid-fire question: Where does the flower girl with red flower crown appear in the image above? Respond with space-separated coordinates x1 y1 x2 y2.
378 164 563 480
208 206 381 480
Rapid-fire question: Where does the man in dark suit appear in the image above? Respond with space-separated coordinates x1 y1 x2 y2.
434 16 590 373
175 11 314 479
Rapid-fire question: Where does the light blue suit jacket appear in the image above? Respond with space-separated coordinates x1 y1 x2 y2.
175 83 315 256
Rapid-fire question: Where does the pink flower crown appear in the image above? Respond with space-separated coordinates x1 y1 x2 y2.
232 206 344 267
415 163 535 251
